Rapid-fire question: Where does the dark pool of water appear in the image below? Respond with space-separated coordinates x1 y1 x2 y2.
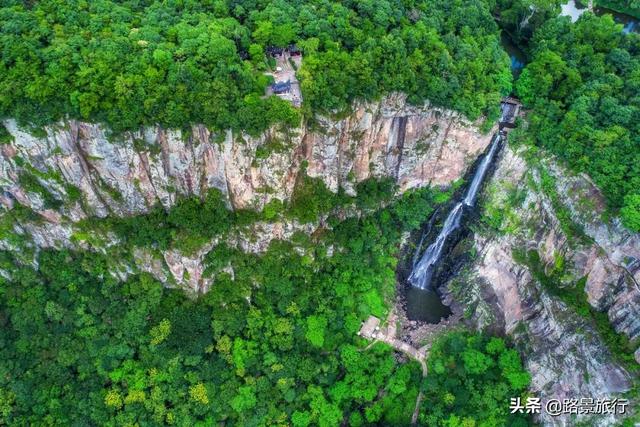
405 286 452 323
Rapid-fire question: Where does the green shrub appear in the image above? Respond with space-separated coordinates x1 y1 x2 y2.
288 174 344 223
0 123 13 145
621 194 640 232
18 173 62 210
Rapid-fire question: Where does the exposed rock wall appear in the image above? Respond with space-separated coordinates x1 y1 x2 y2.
0 94 493 290
132 220 317 293
453 145 640 426
0 94 493 219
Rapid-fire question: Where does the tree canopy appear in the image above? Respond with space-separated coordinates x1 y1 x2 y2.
420 332 532 427
0 0 511 134
516 13 640 230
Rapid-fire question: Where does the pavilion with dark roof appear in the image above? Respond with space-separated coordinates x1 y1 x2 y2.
266 46 284 57
271 80 291 94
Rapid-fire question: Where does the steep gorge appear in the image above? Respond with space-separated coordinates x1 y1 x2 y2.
448 144 640 425
0 94 493 291
1 95 639 425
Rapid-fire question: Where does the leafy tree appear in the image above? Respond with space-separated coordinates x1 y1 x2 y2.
516 13 640 228
420 332 531 427
621 194 640 231
149 319 171 346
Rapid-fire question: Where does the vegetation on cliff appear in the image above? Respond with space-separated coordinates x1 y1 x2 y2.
77 174 395 255
0 182 530 425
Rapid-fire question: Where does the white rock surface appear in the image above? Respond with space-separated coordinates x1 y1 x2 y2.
454 145 640 426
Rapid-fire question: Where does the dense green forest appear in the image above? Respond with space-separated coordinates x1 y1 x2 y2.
0 182 531 425
0 0 510 134
2 0 640 425
596 0 640 18
515 12 640 230
419 332 531 426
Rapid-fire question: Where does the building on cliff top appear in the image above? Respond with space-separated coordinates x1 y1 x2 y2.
499 97 521 129
264 47 303 107
271 80 291 94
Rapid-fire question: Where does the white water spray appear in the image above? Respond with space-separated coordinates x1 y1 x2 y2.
408 133 501 289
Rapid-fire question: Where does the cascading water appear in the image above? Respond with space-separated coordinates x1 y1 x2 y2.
464 133 501 206
408 133 502 290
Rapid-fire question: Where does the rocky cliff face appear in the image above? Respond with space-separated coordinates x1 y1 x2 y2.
0 94 492 217
450 145 640 426
0 94 493 290
2 94 640 425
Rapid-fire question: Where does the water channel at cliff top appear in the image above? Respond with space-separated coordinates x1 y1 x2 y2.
562 1 639 32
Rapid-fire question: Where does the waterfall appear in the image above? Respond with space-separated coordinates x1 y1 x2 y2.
623 21 636 34
412 207 440 267
463 133 500 206
408 133 501 290
408 203 465 289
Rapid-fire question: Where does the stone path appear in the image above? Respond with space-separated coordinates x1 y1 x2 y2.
264 52 303 107
358 310 430 425
411 390 424 425
358 311 428 375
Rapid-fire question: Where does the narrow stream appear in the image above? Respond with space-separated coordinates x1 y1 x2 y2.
500 33 526 76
